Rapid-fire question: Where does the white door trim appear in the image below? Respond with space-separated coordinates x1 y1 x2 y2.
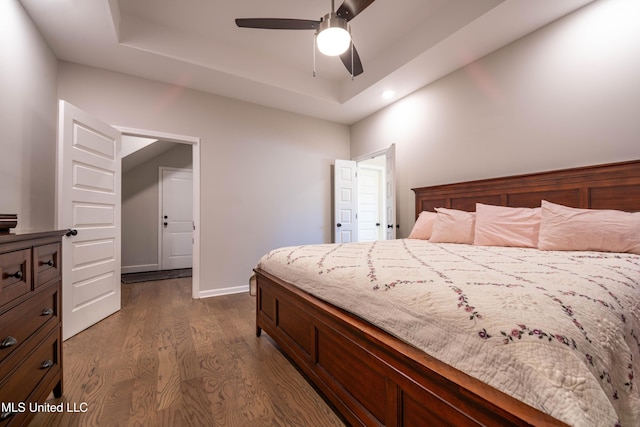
353 146 391 163
114 126 201 299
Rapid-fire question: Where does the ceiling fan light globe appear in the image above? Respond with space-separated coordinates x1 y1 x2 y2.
316 13 351 56
317 27 351 56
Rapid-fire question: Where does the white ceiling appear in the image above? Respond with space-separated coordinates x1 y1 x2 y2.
20 0 594 124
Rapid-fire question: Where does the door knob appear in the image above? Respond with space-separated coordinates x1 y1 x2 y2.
163 222 168 226
336 223 342 227
164 215 168 219
387 224 393 229
65 229 78 237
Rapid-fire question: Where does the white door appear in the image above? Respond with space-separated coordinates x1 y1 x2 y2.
358 166 383 242
160 168 193 270
334 159 358 243
57 100 121 340
385 144 397 239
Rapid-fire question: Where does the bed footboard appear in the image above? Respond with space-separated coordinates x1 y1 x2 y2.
254 269 566 427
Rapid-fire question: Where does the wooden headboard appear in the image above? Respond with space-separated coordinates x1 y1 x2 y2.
413 159 640 217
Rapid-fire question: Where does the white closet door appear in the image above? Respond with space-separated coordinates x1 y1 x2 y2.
160 168 193 270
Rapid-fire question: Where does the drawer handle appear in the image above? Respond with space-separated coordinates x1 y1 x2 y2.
0 336 18 349
42 259 54 267
42 308 54 316
40 359 54 369
7 270 23 280
1 411 16 421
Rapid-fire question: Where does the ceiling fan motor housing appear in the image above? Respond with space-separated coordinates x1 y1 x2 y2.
316 12 351 56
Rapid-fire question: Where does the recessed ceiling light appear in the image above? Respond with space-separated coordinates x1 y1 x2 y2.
382 90 395 99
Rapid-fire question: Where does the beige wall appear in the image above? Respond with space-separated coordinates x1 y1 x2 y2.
0 0 58 231
122 144 193 273
57 62 351 292
351 0 640 238
10 0 638 296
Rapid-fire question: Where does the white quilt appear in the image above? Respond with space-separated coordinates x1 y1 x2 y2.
258 240 640 427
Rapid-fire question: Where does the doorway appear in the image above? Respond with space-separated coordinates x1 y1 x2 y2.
57 102 203 341
117 127 201 299
333 144 396 243
357 155 386 242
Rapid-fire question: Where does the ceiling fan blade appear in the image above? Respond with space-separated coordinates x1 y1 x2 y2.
336 0 376 22
340 44 364 77
235 18 320 30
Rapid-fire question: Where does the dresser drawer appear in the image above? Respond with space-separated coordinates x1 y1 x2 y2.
0 283 59 366
0 327 60 412
0 231 65 427
33 243 61 288
0 249 32 308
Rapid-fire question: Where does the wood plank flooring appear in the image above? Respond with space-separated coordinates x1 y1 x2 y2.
30 278 345 427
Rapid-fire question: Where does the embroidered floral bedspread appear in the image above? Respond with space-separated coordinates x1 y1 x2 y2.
257 240 640 427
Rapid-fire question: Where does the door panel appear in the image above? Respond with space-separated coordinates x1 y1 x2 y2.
334 160 358 243
73 204 114 226
57 100 121 340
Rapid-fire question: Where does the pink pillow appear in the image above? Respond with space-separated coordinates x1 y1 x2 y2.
538 200 640 254
473 203 541 248
408 211 437 240
429 208 476 244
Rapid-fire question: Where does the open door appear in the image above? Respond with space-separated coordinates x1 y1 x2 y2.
385 144 396 239
334 159 358 243
57 100 121 340
335 144 396 243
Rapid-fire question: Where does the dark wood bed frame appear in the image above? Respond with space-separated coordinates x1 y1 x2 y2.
254 160 640 427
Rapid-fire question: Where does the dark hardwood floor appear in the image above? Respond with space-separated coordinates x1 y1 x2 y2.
29 278 345 426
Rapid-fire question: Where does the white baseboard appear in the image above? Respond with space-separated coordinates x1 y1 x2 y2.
198 285 250 299
121 263 160 274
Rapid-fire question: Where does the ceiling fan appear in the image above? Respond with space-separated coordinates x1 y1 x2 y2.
235 0 376 77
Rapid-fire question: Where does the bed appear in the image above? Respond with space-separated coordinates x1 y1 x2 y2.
254 160 640 427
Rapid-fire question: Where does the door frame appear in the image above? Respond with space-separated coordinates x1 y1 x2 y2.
158 166 193 270
116 126 201 299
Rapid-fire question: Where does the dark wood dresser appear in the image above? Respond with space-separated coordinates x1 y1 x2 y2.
0 230 66 426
